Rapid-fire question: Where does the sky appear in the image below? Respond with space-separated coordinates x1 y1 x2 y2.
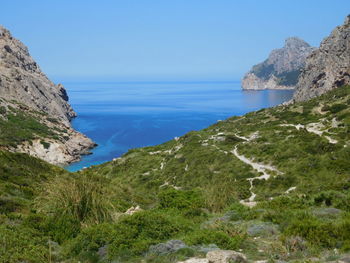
1 0 349 81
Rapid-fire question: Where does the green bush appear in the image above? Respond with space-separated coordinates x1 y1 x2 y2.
158 189 204 211
283 213 340 248
35 174 114 225
0 225 49 263
40 140 50 149
183 228 243 250
64 223 116 260
0 106 6 114
313 191 350 211
108 210 193 257
329 103 347 113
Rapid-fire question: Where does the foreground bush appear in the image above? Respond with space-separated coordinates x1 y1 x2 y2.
65 210 194 261
35 173 114 225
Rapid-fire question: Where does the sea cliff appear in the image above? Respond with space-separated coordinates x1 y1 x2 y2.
0 25 95 165
242 37 315 90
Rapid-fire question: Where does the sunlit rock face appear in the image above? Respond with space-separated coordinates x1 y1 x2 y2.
293 15 350 101
0 25 96 165
0 25 76 126
242 37 315 90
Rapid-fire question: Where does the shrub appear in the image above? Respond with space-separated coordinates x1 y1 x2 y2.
40 140 50 149
108 210 193 257
0 225 49 263
313 191 350 211
158 189 204 211
183 228 243 250
283 214 339 248
64 223 116 259
329 103 347 113
0 106 6 114
35 174 114 225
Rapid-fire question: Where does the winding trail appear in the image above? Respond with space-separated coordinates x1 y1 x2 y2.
231 133 282 207
280 123 338 144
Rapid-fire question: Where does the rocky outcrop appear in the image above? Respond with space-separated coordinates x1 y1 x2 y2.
0 25 75 126
178 250 247 263
16 131 94 166
0 25 95 165
293 15 350 101
0 98 96 165
242 37 315 90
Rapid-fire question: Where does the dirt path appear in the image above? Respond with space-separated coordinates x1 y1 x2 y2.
280 123 338 144
230 133 282 207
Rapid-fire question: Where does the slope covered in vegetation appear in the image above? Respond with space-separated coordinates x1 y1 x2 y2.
1 86 350 263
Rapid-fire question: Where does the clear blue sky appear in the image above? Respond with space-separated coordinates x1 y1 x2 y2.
1 0 349 81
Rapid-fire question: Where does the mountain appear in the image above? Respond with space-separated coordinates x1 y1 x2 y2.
293 15 350 102
1 17 350 263
0 26 75 125
242 37 315 90
0 25 95 165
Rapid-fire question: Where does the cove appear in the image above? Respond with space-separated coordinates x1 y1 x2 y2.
64 81 294 171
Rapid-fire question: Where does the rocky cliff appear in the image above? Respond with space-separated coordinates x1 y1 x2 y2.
0 25 76 126
242 37 315 90
0 25 95 165
293 15 350 101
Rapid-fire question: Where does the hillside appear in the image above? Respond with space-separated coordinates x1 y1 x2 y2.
242 37 315 90
1 85 349 263
1 14 350 263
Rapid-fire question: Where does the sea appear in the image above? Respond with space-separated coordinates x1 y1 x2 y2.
64 81 294 172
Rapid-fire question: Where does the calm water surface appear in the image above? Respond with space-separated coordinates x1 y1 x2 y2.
65 81 293 171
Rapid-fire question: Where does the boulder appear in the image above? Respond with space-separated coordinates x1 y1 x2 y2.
206 250 247 263
339 254 350 263
312 207 342 219
247 222 279 237
149 240 187 255
178 258 209 263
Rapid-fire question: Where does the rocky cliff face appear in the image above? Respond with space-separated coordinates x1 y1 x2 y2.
0 25 76 126
242 37 315 90
0 25 95 165
293 15 350 101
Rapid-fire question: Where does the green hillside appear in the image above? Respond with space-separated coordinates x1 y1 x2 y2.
1 86 349 263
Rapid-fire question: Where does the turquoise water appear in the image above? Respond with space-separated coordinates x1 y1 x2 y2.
65 81 293 171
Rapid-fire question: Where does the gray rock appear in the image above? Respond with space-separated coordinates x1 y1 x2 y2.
284 236 307 252
339 254 350 263
193 244 219 254
247 222 279 237
312 207 342 219
149 240 188 255
98 245 108 259
178 259 209 263
206 250 247 263
293 15 350 102
242 37 315 90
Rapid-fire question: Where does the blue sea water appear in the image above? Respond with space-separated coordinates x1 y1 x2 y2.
65 81 293 172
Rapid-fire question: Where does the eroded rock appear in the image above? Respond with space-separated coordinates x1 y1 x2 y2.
293 15 350 101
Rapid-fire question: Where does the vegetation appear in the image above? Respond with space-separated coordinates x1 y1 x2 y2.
0 100 68 148
251 60 301 86
0 86 349 262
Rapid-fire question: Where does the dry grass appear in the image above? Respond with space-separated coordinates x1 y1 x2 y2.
35 173 114 225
